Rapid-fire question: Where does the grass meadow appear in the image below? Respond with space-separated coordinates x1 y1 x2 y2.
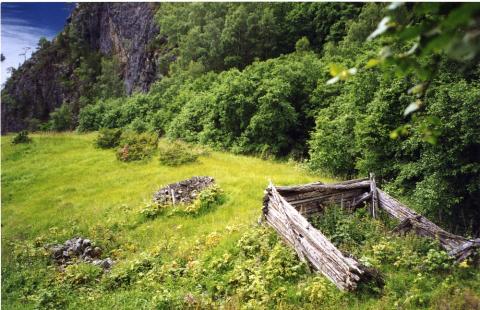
2 133 479 309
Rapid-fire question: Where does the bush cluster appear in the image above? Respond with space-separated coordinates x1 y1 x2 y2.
11 130 31 144
77 94 156 133
63 263 103 286
94 128 122 149
158 140 204 166
79 52 323 158
116 131 158 162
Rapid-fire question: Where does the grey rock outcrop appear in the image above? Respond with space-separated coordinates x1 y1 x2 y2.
153 176 216 205
2 3 163 133
70 3 160 94
48 237 113 270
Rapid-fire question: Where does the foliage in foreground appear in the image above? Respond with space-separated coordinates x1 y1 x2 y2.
3 207 480 309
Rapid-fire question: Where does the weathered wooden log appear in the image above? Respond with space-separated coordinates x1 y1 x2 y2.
286 189 368 216
449 239 480 262
275 179 371 217
351 191 372 210
275 179 371 194
263 177 478 292
369 173 378 218
377 189 479 261
263 183 381 291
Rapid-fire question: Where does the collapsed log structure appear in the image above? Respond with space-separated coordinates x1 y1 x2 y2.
262 177 479 291
377 189 480 262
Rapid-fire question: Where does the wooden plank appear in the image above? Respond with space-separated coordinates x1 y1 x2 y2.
263 184 380 291
275 180 371 194
264 177 479 293
369 173 378 218
377 189 478 261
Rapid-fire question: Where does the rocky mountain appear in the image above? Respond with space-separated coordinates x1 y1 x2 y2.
1 3 163 133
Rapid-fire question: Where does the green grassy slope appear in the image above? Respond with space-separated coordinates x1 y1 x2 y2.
2 133 322 248
1 133 322 308
2 133 479 309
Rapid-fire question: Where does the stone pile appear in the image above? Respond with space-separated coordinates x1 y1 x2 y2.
49 237 113 270
153 176 215 205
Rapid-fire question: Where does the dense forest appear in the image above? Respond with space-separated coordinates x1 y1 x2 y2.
25 2 477 236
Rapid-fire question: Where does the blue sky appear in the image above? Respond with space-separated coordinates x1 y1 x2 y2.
1 3 73 86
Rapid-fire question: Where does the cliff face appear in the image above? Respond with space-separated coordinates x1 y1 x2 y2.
71 3 159 93
1 3 161 133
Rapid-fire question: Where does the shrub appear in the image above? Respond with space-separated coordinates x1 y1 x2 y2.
11 130 31 144
422 249 454 272
116 131 158 162
158 141 201 166
182 184 224 215
34 288 67 309
299 276 335 305
103 253 158 290
77 101 109 132
49 103 73 131
126 117 149 133
95 128 122 149
26 118 40 131
310 206 381 255
229 227 307 307
139 202 167 220
295 36 311 52
63 263 103 286
39 122 53 131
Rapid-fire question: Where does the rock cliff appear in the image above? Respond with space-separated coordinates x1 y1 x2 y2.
2 3 162 132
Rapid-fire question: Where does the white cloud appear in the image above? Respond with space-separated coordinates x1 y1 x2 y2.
1 19 56 87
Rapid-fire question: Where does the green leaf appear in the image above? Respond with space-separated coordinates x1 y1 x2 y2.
398 25 423 41
408 84 425 95
442 4 480 30
365 58 380 69
329 63 346 77
414 3 440 16
422 33 453 55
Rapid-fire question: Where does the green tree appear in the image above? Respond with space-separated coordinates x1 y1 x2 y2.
49 104 73 131
295 37 311 52
95 57 125 99
37 37 50 50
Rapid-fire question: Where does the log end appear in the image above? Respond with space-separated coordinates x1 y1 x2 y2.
354 265 385 294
